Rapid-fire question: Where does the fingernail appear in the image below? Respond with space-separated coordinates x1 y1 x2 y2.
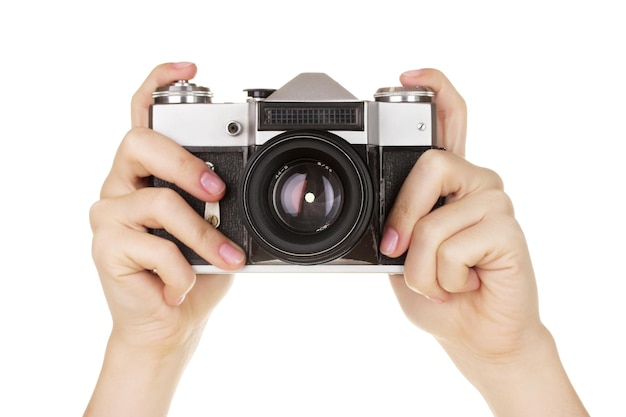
380 226 399 255
200 171 225 195
425 295 444 304
176 294 186 306
172 62 195 69
219 242 245 266
401 69 424 78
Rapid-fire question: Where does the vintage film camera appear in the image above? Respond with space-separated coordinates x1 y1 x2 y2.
150 73 438 273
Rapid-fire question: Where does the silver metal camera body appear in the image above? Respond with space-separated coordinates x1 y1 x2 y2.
150 73 437 273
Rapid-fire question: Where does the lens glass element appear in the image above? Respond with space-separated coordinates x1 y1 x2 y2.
272 160 343 234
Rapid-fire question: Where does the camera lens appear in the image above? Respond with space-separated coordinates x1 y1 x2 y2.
241 130 374 265
271 160 344 234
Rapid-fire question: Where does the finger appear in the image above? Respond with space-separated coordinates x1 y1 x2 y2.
92 188 246 271
400 68 467 156
436 213 529 298
399 189 500 301
403 186 514 298
91 209 197 307
121 231 197 307
138 188 245 271
125 187 245 271
131 62 198 128
381 150 502 259
101 127 225 201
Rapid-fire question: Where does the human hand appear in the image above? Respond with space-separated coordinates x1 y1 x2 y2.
85 63 245 417
381 70 588 416
381 68 541 360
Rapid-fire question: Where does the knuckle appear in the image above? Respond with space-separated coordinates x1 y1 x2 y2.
416 147 446 172
119 126 150 156
131 89 143 108
193 218 218 248
89 199 111 232
437 251 464 292
173 151 203 179
153 238 181 263
438 239 460 265
391 197 416 221
498 192 515 215
439 280 462 294
483 188 515 215
148 187 184 212
492 213 523 237
186 222 226 267
411 216 440 248
90 227 116 268
88 200 103 231
480 167 505 190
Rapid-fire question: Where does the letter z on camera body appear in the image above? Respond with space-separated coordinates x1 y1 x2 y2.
150 73 439 273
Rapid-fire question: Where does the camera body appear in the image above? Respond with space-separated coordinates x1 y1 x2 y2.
150 73 438 273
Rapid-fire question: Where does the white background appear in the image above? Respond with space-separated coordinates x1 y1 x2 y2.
1 1 624 416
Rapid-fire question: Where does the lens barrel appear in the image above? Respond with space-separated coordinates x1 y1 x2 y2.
241 131 374 264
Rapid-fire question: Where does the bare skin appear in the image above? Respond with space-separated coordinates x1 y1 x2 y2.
84 63 588 417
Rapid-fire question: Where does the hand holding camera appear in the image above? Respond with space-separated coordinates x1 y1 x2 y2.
86 63 588 417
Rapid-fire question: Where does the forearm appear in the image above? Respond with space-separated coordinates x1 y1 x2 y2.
83 332 198 417
442 326 589 417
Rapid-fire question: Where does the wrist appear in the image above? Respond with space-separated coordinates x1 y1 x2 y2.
84 331 200 417
440 325 588 417
109 319 205 358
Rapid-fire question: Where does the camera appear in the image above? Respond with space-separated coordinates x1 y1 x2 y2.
150 73 439 273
